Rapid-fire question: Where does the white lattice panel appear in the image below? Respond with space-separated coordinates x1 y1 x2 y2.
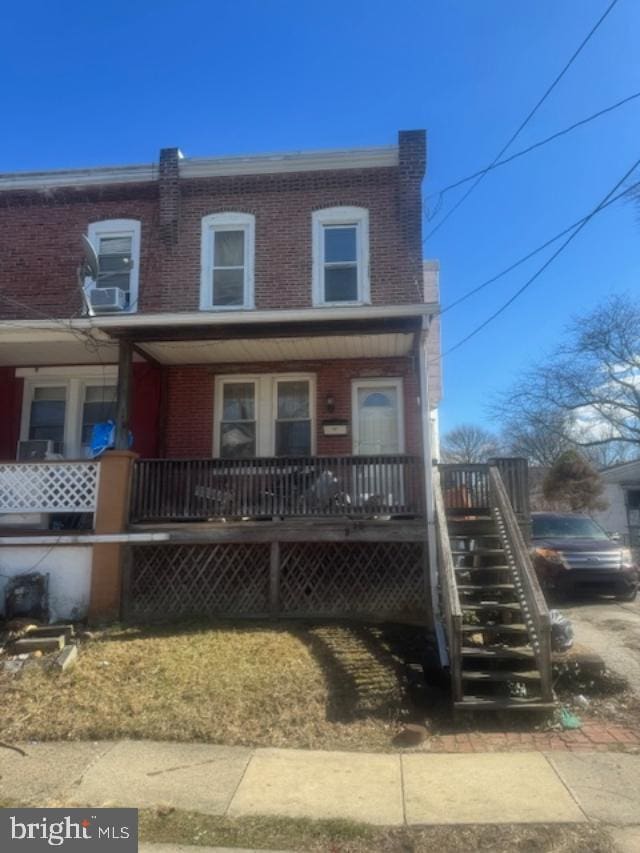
0 462 99 513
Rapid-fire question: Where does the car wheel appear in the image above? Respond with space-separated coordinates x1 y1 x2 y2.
616 586 638 602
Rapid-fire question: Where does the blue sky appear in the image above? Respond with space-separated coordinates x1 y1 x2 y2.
2 1 639 435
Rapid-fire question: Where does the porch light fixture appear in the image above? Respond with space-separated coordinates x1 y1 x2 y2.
325 393 336 413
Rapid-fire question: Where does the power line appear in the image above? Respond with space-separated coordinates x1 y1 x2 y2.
426 90 640 210
425 0 621 241
443 154 640 357
440 181 639 315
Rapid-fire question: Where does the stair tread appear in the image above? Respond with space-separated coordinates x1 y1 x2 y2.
458 584 515 591
452 534 501 540
455 565 511 571
461 669 541 682
461 602 521 612
462 623 529 633
452 548 505 555
447 515 493 522
455 697 555 711
461 645 535 659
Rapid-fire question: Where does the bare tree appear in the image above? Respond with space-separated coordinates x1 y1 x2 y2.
500 409 574 467
495 294 640 460
441 423 502 463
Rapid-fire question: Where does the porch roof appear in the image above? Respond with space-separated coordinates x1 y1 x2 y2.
0 303 436 367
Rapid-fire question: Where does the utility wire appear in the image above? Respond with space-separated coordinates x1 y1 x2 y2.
426 90 640 208
425 0 621 241
442 154 640 358
440 180 639 315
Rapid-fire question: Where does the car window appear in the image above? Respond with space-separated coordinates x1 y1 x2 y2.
532 515 610 540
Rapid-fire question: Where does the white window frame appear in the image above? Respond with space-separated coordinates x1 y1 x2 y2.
18 366 118 459
213 373 316 457
86 219 141 313
200 212 255 311
351 377 405 455
312 206 370 307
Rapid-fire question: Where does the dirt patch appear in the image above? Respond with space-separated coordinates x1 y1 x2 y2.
553 654 640 730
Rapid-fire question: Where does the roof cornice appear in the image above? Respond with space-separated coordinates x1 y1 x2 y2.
0 164 157 191
0 145 399 192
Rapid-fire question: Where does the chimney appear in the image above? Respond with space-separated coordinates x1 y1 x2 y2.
398 130 427 283
159 147 183 245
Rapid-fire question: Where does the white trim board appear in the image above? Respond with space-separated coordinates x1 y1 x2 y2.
0 146 398 191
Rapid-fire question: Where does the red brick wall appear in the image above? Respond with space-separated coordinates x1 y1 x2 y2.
0 184 158 320
0 133 425 318
162 357 421 459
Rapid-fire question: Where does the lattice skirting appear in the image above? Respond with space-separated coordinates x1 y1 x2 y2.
279 542 427 620
126 542 427 622
127 544 271 619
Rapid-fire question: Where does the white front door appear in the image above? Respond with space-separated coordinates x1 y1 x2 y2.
353 380 403 455
352 379 404 509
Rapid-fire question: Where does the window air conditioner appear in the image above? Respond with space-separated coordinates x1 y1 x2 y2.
17 439 63 460
89 287 127 312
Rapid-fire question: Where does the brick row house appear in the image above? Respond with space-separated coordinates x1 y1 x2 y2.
0 130 444 628
0 131 557 711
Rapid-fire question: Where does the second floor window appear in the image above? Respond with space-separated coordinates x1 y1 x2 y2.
312 206 369 306
87 219 141 312
201 212 255 310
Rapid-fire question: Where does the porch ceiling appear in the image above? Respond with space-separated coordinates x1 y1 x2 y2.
137 331 415 365
0 327 120 366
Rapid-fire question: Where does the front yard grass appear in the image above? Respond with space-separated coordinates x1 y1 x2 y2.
0 620 425 750
140 808 615 853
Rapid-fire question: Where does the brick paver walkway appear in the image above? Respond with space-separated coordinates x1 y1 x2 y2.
427 723 640 752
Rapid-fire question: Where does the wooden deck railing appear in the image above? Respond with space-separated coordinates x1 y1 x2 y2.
432 467 463 701
489 465 553 703
130 455 424 523
440 458 529 521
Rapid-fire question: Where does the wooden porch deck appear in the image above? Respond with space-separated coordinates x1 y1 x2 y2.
128 517 427 543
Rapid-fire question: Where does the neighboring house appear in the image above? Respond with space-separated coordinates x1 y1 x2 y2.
0 131 441 625
593 459 640 548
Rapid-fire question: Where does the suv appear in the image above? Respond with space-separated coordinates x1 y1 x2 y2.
531 511 639 601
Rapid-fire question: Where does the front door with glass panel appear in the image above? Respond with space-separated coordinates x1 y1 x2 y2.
352 380 404 509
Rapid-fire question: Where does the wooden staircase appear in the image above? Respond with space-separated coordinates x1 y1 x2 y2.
434 461 554 712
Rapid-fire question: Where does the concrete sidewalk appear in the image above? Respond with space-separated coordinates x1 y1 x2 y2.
1 740 639 827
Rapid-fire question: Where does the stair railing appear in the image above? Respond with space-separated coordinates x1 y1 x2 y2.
433 466 463 702
488 465 553 702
